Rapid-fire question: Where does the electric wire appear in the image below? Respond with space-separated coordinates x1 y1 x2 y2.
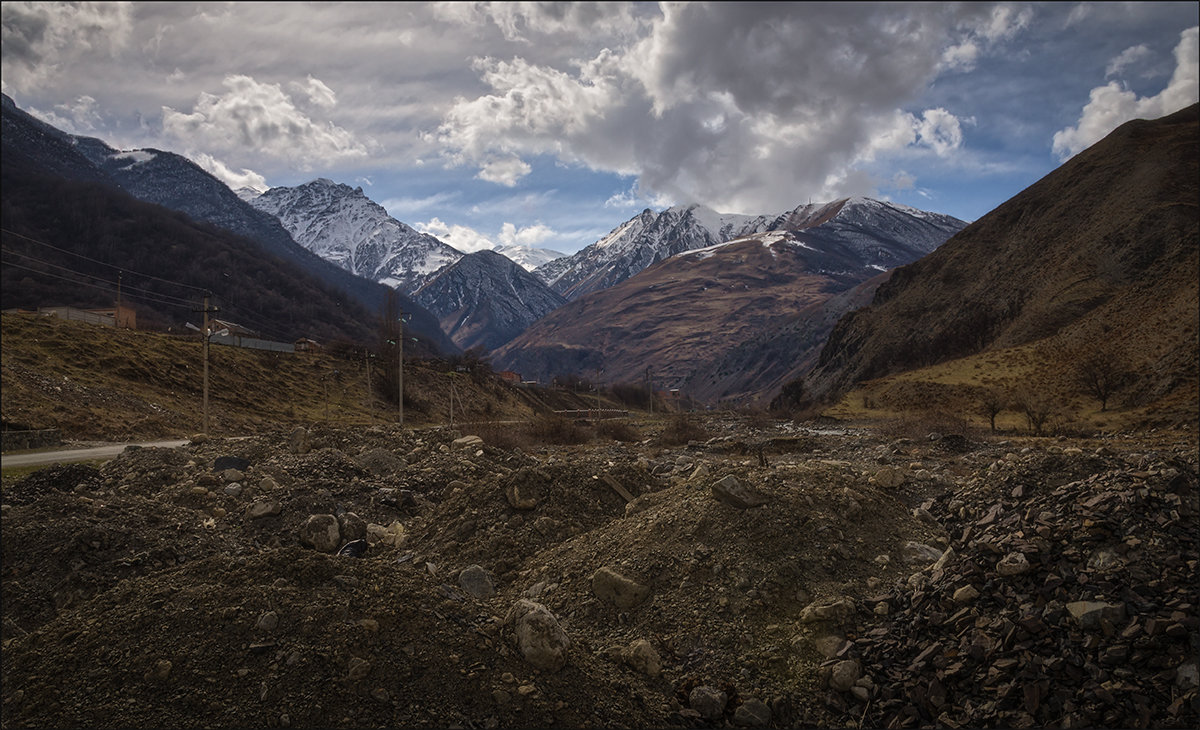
0 227 212 294
2 247 198 306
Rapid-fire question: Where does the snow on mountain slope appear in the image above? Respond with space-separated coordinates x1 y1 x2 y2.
414 250 566 352
493 243 566 272
533 198 964 301
249 179 464 294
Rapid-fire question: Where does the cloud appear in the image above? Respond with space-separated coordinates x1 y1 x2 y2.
1106 44 1152 77
290 75 337 109
26 95 104 134
0 1 132 91
940 3 1032 72
381 191 462 218
435 3 1009 212
476 156 532 186
1053 26 1199 160
417 216 495 253
162 74 370 170
433 2 643 44
499 221 555 247
191 152 268 192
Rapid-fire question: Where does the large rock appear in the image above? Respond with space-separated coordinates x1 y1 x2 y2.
734 698 772 727
504 468 548 510
591 567 650 609
459 565 496 598
996 551 1031 576
829 659 861 692
453 435 484 450
289 426 311 455
800 597 856 626
505 599 570 671
621 639 662 677
872 466 904 488
689 685 727 720
1066 601 1126 631
711 474 768 509
299 514 341 552
338 512 367 542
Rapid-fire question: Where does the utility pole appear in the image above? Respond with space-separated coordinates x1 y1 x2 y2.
195 294 219 435
364 349 372 421
115 271 122 329
646 366 653 415
403 303 408 427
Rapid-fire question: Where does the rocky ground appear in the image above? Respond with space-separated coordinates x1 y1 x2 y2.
1 415 1196 729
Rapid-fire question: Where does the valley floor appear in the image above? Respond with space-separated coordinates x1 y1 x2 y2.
1 415 1197 729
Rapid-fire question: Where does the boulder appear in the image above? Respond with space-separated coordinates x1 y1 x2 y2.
689 685 727 721
996 551 1031 576
591 567 650 609
338 512 367 542
505 599 570 672
621 639 662 677
829 659 861 692
289 426 311 455
734 698 772 727
459 565 496 598
711 474 768 509
800 597 856 626
299 514 341 552
1066 601 1126 631
453 435 484 450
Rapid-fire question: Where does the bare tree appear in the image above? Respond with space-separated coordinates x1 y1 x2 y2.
1074 351 1128 412
977 387 1007 432
1015 388 1055 436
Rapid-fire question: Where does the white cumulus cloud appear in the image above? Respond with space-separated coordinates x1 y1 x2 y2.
1053 26 1198 160
162 74 369 170
499 221 555 247
1 1 132 91
418 216 495 253
191 152 268 192
435 3 1010 212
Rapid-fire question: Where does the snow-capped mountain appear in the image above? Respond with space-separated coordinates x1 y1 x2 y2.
534 198 966 300
414 250 567 352
0 93 458 355
493 243 566 272
248 179 464 294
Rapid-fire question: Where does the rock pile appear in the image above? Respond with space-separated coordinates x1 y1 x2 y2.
823 449 1199 729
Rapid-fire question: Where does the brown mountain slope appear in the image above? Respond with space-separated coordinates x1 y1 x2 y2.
493 234 863 389
682 271 889 405
803 104 1199 423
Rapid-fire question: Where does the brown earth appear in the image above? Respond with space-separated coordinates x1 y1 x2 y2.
0 312 602 442
804 105 1199 420
494 235 865 392
2 415 1196 729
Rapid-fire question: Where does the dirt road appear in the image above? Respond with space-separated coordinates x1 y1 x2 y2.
1 439 190 468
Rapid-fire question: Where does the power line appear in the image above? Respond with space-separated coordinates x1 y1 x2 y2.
0 260 197 310
2 247 198 307
0 227 212 294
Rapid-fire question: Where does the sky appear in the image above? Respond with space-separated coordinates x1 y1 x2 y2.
2 2 1197 256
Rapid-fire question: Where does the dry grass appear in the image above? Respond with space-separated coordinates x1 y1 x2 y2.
658 413 710 446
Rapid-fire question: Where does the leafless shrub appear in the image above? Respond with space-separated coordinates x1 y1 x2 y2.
595 420 642 443
658 414 710 446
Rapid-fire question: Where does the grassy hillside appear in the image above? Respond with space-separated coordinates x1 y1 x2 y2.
823 335 1198 434
0 313 601 442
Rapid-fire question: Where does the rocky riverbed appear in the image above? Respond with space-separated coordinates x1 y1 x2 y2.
2 417 1196 729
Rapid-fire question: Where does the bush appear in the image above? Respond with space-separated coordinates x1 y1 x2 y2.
595 420 642 443
526 414 593 445
659 414 709 446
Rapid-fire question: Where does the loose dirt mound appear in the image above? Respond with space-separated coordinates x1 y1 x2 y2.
2 418 1196 728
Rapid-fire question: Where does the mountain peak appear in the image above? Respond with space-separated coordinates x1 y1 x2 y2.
248 179 463 293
